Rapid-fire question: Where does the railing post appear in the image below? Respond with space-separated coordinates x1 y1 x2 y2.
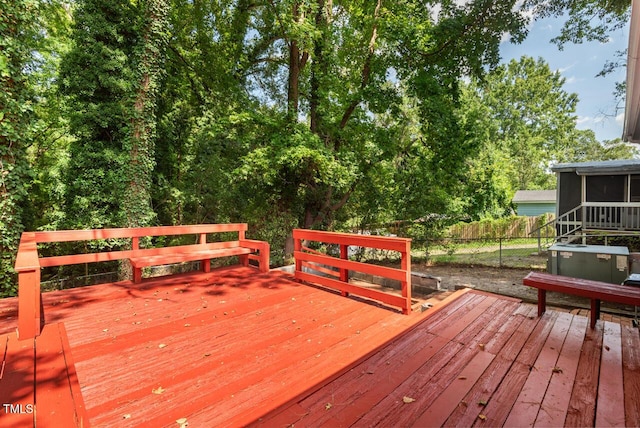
294 231 302 277
16 232 42 339
340 244 349 297
401 240 412 315
18 268 41 339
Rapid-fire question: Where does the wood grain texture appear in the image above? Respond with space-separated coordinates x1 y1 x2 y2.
3 266 639 428
596 321 625 427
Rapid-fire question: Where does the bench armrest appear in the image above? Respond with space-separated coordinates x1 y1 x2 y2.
240 239 269 252
239 239 270 272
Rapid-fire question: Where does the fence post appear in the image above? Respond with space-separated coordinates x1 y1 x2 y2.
499 237 503 267
425 239 429 261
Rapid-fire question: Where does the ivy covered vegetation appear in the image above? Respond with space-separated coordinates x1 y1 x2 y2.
0 0 635 295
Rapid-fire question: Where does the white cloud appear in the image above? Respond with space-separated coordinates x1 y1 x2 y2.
565 76 577 84
616 112 625 124
557 64 575 73
577 116 593 125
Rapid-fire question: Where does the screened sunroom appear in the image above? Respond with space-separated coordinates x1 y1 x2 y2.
551 159 640 235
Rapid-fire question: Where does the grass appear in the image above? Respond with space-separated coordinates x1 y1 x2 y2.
421 247 547 269
408 242 548 270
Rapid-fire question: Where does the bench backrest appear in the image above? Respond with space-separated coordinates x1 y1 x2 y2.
15 224 249 271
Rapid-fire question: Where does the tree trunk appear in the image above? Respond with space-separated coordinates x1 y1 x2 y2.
120 0 169 280
287 2 301 121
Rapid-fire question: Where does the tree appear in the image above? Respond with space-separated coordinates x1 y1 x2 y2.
524 0 630 49
60 0 168 231
123 0 169 228
59 0 142 229
562 130 640 162
0 0 41 295
472 56 579 191
225 0 531 231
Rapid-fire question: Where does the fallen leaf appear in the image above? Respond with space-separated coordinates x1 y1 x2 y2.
325 403 332 410
552 366 563 373
478 400 487 406
458 376 468 380
478 414 487 421
478 343 485 351
176 417 188 427
159 343 167 349
123 414 131 420
605 345 611 351
403 396 416 404
152 387 165 395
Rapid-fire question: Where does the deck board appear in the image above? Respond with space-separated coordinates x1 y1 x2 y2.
622 324 640 426
535 314 588 427
596 321 626 427
2 266 640 427
0 332 35 427
565 321 603 427
443 304 539 426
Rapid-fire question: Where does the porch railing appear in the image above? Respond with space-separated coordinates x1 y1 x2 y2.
531 202 640 252
581 202 640 230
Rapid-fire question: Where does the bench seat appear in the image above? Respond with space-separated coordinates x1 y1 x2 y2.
129 241 268 283
523 271 640 328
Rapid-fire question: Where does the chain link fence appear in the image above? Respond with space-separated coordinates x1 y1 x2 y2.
412 237 548 269
332 236 550 270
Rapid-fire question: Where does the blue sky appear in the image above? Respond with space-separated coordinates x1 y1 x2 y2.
499 14 630 142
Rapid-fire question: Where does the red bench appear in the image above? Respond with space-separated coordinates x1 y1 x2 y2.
14 224 269 339
523 271 640 328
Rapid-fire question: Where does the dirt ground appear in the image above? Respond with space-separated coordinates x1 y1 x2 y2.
414 263 639 321
416 263 538 298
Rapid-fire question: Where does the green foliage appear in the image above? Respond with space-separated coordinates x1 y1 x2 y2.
464 56 580 193
0 0 41 296
1 0 633 293
122 0 169 228
59 0 142 230
524 0 630 49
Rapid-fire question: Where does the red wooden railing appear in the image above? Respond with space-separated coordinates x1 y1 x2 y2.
293 229 412 314
14 224 269 339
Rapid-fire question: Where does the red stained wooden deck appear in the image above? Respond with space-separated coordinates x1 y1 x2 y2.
1 266 640 427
